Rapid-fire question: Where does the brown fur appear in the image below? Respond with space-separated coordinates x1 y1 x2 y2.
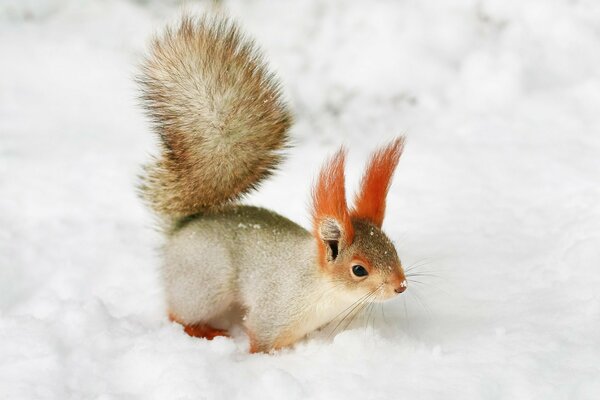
138 15 292 218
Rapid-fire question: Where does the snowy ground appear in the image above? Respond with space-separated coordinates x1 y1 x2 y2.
1 0 599 398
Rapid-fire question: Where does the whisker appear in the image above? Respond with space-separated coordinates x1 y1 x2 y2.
380 303 388 327
368 301 377 333
334 301 367 337
407 277 453 297
362 284 385 336
332 288 381 338
405 272 440 278
327 291 376 338
403 295 410 331
342 290 380 334
329 290 373 322
408 287 431 315
404 261 437 274
363 300 376 336
343 301 370 333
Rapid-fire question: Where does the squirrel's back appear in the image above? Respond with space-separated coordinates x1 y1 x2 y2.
138 15 292 219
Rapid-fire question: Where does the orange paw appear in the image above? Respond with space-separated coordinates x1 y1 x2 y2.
169 312 229 340
183 324 229 340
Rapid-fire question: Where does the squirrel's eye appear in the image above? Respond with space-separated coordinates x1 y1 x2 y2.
352 265 368 277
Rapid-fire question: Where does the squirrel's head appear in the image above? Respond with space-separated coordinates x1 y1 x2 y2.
311 138 407 302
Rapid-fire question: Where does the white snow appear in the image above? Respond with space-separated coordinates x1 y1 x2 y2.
1 0 599 399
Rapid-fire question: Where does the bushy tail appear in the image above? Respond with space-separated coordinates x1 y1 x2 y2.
138 15 292 219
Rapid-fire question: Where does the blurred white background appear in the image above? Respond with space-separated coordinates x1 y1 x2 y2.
1 0 599 399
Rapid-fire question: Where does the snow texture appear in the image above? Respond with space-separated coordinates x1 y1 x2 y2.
1 0 599 399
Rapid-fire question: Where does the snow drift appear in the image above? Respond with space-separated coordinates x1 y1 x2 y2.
1 0 599 399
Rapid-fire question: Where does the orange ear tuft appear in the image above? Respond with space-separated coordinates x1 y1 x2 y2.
351 137 405 227
311 148 354 260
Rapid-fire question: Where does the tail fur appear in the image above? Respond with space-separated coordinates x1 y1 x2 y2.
138 15 292 218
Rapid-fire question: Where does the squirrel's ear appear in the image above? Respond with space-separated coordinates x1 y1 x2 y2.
351 137 405 228
312 148 354 264
318 218 343 261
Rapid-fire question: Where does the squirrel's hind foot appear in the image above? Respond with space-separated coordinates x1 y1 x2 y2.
169 313 229 340
182 324 229 340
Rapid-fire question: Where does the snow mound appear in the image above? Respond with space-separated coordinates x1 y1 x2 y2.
1 0 599 398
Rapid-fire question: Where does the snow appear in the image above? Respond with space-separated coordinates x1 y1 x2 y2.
1 0 599 398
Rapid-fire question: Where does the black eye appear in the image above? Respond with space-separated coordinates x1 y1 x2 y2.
352 265 368 277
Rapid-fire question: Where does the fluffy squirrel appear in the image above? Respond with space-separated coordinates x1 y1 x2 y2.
138 15 408 353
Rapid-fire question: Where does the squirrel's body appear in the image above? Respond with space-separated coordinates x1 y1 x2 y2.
139 15 408 352
165 206 320 351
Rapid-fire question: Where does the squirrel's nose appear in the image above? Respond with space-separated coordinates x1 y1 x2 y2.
394 280 407 294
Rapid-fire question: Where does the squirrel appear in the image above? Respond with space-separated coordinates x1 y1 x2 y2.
138 14 408 353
